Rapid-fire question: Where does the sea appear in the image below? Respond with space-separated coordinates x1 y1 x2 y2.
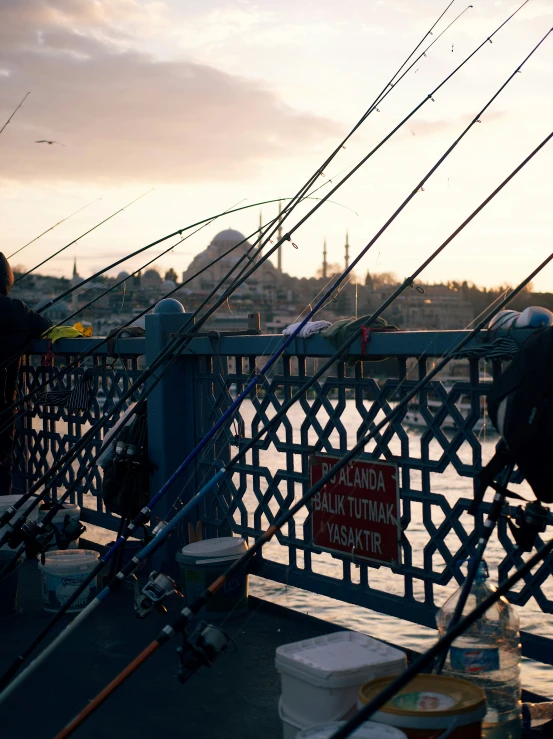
78 399 552 696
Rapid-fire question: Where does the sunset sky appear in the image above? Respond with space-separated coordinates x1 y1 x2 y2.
0 0 551 292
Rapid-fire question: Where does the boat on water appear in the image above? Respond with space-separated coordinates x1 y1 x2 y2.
403 377 496 435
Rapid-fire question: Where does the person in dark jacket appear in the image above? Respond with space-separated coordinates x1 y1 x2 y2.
0 254 52 494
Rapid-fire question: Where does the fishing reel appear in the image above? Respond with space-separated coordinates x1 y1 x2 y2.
6 519 56 559
133 570 182 618
176 621 232 685
508 500 550 552
53 514 87 551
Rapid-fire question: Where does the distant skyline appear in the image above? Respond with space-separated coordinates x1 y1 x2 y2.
0 0 551 293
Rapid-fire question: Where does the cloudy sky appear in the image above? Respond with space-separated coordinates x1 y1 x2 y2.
0 0 551 292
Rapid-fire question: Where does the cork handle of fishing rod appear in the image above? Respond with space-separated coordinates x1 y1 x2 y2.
54 640 160 739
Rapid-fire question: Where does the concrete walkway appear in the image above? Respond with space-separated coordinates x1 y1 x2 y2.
0 560 340 739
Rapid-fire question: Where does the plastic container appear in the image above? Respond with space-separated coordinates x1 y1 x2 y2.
38 502 81 550
0 494 38 551
436 560 522 738
297 722 407 739
358 674 486 739
279 697 308 739
38 549 99 613
276 631 406 729
175 536 248 620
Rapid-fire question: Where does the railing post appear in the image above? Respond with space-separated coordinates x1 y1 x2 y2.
145 304 198 575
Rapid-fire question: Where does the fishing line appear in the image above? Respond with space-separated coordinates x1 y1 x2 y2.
0 2 528 685
0 92 30 137
0 197 301 426
2 72 547 706
52 223 553 736
15 190 155 284
195 0 529 323
7 199 102 260
31 197 290 317
0 203 307 565
220 0 466 298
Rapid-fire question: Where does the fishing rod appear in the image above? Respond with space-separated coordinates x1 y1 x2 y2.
7 199 102 260
2 73 548 707
50 227 553 738
15 190 155 284
0 92 30 137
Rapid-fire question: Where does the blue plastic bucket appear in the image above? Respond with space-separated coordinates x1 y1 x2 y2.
176 537 248 620
38 549 99 613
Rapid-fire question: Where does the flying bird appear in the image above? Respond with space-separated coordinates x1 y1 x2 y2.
35 140 65 146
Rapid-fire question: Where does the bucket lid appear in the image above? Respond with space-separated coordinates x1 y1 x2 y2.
276 632 406 689
40 549 99 567
358 675 486 721
38 502 80 520
178 537 247 560
298 722 407 739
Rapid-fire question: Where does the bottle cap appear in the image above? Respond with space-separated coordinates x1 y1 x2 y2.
474 559 489 582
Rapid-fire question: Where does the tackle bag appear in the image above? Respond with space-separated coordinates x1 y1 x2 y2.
483 326 553 504
101 404 151 518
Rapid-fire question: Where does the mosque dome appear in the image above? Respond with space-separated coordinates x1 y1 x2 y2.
117 271 130 281
161 279 176 291
209 229 248 256
212 229 246 245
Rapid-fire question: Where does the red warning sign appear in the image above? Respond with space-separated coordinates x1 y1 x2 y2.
310 454 401 567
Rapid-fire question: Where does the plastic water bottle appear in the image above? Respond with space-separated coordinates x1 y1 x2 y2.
436 560 522 739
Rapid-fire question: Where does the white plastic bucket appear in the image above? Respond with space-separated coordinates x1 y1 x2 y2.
176 537 248 619
0 494 38 552
279 698 306 739
38 549 99 613
297 722 407 739
279 702 407 739
276 631 406 727
38 502 81 550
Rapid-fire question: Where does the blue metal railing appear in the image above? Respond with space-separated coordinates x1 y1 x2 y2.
15 324 553 667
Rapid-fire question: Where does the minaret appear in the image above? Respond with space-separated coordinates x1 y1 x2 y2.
345 231 350 270
322 238 328 279
73 257 78 279
277 200 283 273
